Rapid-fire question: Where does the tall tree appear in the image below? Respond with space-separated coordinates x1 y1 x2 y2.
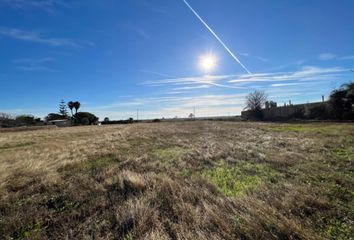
67 101 74 117
59 100 68 117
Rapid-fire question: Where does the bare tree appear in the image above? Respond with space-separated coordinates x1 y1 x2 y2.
245 90 268 111
0 113 15 127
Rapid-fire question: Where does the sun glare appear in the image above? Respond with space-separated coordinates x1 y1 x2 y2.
199 54 218 72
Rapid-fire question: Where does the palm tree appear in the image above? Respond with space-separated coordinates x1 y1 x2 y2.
73 101 81 116
67 101 74 117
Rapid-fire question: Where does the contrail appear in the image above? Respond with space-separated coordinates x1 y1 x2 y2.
182 0 252 75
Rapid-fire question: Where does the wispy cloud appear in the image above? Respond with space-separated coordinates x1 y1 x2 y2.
173 85 211 90
271 82 307 87
141 0 169 15
340 55 354 60
182 0 251 74
0 27 90 47
121 23 150 40
139 70 172 78
143 66 348 92
240 53 268 62
228 66 348 84
12 57 55 71
318 53 337 61
143 74 245 89
317 53 354 61
0 0 68 11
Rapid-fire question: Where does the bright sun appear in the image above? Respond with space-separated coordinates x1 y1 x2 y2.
199 54 218 72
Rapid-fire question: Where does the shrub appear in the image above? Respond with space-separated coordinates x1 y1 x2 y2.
75 112 99 125
249 109 264 120
308 105 329 119
15 115 35 125
80 117 90 125
289 108 305 120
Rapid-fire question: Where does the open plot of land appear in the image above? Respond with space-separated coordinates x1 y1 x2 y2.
0 122 353 239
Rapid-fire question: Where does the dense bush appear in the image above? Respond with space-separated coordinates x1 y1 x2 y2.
75 112 99 125
288 108 305 120
248 109 264 120
328 82 354 120
308 105 329 120
15 115 36 125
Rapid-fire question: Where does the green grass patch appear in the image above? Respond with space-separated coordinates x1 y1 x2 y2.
45 195 81 213
323 218 353 240
201 161 282 196
178 169 191 177
13 222 45 240
267 125 324 133
152 147 191 165
334 148 354 161
82 155 120 171
266 124 354 136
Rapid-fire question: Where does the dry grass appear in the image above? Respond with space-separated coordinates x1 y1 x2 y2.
0 122 353 239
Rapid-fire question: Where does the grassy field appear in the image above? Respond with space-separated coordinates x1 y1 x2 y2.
0 122 353 239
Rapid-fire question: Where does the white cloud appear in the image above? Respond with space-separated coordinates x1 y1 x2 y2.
0 0 68 10
341 55 354 60
318 53 337 61
0 27 89 47
240 52 268 62
141 0 169 15
122 23 150 40
143 74 245 89
12 57 55 71
173 85 211 90
228 66 347 84
271 83 307 87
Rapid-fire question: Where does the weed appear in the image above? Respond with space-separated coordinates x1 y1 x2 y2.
201 161 282 196
152 147 191 165
13 222 45 240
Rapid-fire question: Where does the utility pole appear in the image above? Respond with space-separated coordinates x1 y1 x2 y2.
136 109 139 121
193 106 196 119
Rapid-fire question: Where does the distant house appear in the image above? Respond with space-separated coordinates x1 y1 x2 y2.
47 119 71 127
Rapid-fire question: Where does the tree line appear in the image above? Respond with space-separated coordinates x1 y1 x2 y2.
0 100 99 128
244 81 354 121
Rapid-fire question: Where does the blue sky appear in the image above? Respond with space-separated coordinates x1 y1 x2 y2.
0 0 354 120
